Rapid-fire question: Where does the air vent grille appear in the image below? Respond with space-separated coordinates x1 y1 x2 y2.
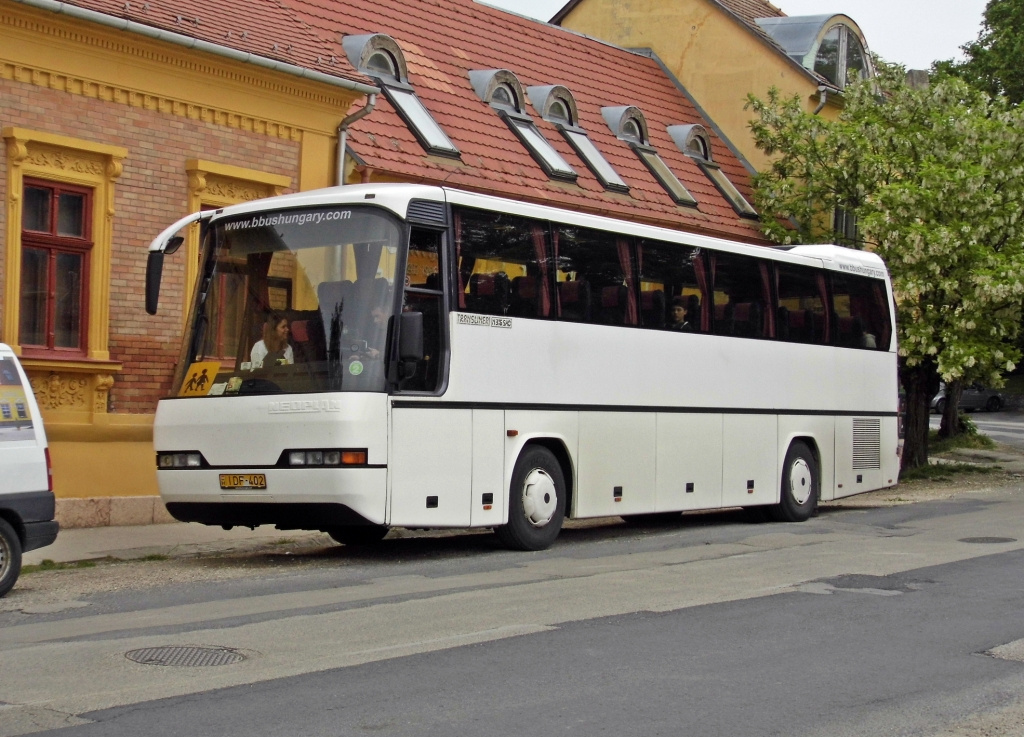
852 418 881 470
407 199 447 225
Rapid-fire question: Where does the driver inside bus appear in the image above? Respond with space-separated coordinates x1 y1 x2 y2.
251 313 294 368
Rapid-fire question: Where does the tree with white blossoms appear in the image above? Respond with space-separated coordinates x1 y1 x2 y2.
746 63 1024 471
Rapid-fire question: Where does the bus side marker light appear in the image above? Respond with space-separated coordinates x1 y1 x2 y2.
482 493 494 506
747 480 755 494
685 482 694 493
342 451 367 465
426 496 438 508
507 430 519 437
613 486 622 501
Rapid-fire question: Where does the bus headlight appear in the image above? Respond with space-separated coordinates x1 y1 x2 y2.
157 452 203 468
283 449 367 467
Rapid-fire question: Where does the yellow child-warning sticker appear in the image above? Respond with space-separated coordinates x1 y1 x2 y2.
178 362 222 397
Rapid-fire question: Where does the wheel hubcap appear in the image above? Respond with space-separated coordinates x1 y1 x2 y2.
522 468 557 527
789 459 813 505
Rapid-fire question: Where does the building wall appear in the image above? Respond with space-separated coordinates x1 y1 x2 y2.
0 2 364 524
558 0 839 170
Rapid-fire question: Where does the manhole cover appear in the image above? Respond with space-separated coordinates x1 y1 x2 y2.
958 537 1017 544
125 646 246 667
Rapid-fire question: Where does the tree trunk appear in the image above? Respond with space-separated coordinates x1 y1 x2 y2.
900 360 940 473
937 380 965 439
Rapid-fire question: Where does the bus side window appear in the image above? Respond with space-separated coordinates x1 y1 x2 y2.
401 228 443 391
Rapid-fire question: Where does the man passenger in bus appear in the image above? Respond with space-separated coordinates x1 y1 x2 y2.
251 313 294 368
668 296 693 331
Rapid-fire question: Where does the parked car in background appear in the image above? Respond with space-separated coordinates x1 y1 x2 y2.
931 383 1004 414
0 344 58 597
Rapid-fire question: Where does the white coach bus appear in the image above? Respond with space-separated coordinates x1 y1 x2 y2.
145 183 898 550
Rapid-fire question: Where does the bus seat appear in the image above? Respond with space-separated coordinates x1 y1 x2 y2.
287 310 326 363
777 306 791 341
714 302 733 334
317 280 353 310
641 289 665 327
599 285 628 325
467 273 509 315
510 276 539 317
559 280 591 322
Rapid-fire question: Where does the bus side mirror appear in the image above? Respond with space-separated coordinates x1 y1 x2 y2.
146 251 164 315
399 311 424 362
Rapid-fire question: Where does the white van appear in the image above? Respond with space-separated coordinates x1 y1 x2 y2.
0 343 58 597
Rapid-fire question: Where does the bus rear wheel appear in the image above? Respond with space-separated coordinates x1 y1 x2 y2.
325 525 389 546
770 441 818 522
0 517 23 598
495 445 566 551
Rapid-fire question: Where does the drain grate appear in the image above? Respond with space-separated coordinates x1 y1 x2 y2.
958 537 1017 544
125 646 246 667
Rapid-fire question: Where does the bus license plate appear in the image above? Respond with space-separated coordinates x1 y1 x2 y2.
219 473 267 490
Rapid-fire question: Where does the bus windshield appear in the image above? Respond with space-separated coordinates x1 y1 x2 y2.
174 205 403 397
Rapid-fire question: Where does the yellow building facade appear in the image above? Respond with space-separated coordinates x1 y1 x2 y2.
0 0 374 525
554 0 871 171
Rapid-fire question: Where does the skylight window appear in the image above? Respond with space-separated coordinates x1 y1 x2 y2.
528 85 628 193
470 70 578 182
602 106 695 206
342 34 460 159
667 124 757 218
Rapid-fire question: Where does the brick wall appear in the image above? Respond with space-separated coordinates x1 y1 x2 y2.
0 77 301 414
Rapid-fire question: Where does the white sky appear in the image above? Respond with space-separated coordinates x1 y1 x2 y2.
484 0 989 70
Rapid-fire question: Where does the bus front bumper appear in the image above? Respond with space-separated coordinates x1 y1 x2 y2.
158 467 387 529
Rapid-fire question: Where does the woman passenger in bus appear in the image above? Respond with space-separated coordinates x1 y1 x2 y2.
251 313 294 368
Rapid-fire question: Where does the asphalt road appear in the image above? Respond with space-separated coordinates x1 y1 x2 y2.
3 484 1024 737
931 410 1024 449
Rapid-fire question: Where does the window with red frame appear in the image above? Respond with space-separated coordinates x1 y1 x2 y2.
20 179 92 355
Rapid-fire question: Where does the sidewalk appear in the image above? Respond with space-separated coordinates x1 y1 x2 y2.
22 522 326 566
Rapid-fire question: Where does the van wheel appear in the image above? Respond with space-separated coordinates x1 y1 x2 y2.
0 518 23 598
769 441 818 522
495 446 566 551
326 525 389 546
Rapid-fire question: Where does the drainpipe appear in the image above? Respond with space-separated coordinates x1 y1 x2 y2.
813 86 829 115
337 93 377 185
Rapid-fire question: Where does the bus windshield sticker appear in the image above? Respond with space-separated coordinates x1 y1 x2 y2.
178 361 222 397
458 314 513 328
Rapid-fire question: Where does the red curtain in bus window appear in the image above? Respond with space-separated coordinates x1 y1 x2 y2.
759 261 775 338
239 250 273 362
529 223 551 317
871 282 892 349
815 273 831 344
551 228 562 315
615 237 638 325
453 210 470 309
693 251 710 332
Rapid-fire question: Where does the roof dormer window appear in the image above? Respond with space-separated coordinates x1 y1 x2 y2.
815 24 869 89
470 70 578 182
343 33 460 158
603 106 695 206
528 85 628 193
365 50 398 78
668 124 757 218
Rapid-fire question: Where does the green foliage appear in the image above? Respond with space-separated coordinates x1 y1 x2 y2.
746 64 1024 390
934 0 1024 105
899 461 995 482
21 559 97 574
929 423 996 453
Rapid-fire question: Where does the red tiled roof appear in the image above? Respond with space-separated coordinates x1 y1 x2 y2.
53 0 371 88
286 0 768 243
716 0 786 26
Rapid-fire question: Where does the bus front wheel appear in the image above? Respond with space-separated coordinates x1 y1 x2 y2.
770 441 818 522
0 517 23 598
495 445 566 551
325 525 389 546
